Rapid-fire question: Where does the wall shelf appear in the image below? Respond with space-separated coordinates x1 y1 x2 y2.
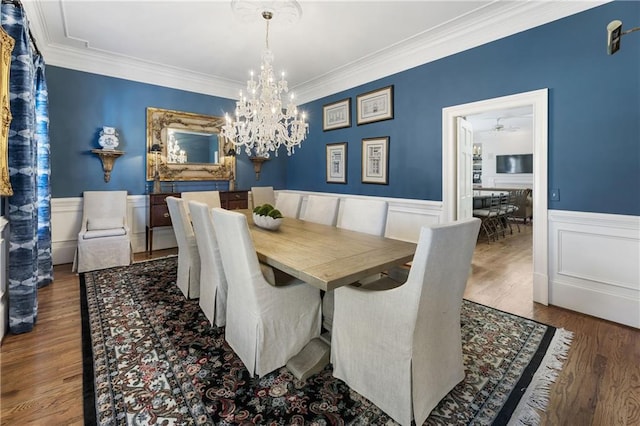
91 149 124 182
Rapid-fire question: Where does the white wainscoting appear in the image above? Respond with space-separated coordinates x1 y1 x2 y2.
549 210 640 329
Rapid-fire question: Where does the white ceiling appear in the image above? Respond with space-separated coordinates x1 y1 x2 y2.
23 0 605 103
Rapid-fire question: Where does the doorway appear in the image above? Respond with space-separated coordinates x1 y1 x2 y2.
442 89 549 305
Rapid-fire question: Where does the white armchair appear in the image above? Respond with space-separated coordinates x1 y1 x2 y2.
211 208 322 377
166 196 201 299
74 191 132 273
275 192 302 218
188 201 227 327
331 218 481 426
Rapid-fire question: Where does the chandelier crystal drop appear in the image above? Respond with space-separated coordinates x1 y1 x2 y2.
221 10 308 158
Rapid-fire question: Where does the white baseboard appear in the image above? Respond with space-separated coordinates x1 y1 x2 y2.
549 210 640 328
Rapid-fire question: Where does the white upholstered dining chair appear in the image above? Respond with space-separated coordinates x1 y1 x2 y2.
330 218 481 426
301 194 339 226
323 198 389 330
181 191 222 210
74 190 132 273
251 186 275 208
211 208 322 377
275 192 302 218
188 200 227 327
166 196 201 299
337 198 388 236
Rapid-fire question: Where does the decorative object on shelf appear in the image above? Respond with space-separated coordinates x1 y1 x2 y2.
91 149 124 183
98 126 120 150
221 3 308 158
167 130 187 163
356 85 394 125
252 203 283 231
249 156 269 180
361 137 389 184
150 143 162 193
326 142 347 184
323 98 351 131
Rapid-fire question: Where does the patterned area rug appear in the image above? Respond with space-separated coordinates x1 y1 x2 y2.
81 257 572 425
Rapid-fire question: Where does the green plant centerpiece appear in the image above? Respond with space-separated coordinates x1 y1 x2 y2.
252 203 283 230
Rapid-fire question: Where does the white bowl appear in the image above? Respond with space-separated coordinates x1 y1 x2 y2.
253 213 283 231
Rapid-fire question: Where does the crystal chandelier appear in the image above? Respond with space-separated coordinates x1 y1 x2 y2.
221 10 308 158
167 131 187 163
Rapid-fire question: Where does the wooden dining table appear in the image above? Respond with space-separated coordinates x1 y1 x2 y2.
239 210 417 291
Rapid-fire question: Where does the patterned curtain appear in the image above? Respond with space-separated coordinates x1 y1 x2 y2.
1 1 52 334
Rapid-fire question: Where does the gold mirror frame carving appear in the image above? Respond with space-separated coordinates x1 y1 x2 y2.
146 107 235 182
0 28 14 196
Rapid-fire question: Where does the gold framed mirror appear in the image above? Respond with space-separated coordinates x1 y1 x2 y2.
0 28 14 196
146 107 235 182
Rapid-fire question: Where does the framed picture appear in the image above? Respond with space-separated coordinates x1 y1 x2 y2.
356 85 393 125
323 98 351 131
361 137 389 184
326 143 347 183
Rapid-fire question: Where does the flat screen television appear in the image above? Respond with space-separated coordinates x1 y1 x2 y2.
496 154 533 174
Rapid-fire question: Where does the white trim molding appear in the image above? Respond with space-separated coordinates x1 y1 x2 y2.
549 210 640 329
442 88 549 304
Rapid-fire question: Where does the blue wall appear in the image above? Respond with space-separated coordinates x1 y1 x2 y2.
46 68 289 197
48 1 638 215
292 1 639 216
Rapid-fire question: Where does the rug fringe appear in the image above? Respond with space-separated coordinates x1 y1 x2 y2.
508 328 573 426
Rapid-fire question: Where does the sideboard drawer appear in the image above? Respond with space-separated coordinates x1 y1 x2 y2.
221 190 248 210
151 204 172 227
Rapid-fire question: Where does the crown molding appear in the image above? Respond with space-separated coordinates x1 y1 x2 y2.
295 1 609 103
42 43 243 99
23 0 608 104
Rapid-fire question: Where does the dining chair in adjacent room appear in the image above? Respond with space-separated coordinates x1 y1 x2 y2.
188 201 227 327
251 186 275 208
166 196 201 299
181 191 222 210
74 190 132 273
211 208 322 378
331 218 481 426
301 194 339 226
473 194 501 243
275 192 302 218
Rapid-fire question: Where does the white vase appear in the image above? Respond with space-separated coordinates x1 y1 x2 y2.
98 126 119 150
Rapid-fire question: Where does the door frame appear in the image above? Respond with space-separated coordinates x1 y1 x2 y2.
442 88 549 304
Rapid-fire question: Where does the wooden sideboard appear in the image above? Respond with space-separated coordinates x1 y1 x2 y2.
220 190 249 210
146 190 249 253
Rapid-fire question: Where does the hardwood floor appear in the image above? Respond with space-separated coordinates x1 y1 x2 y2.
1 229 639 425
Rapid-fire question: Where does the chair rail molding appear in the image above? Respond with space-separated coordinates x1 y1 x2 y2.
548 210 640 329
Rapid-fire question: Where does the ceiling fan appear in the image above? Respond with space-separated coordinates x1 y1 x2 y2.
486 117 519 133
